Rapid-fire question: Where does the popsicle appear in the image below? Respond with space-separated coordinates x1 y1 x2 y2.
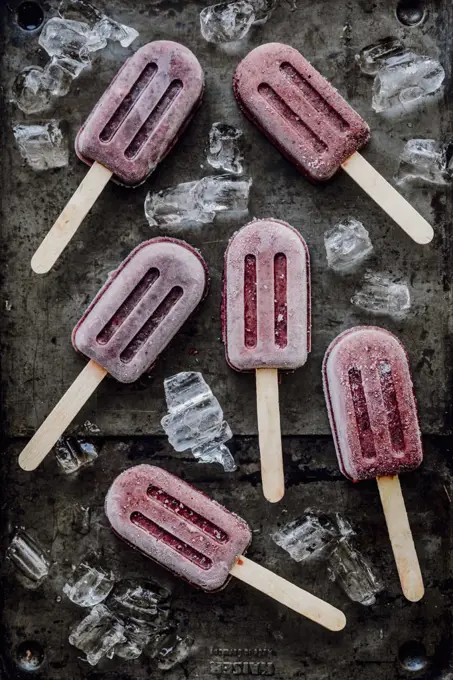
323 326 424 601
31 41 204 274
222 218 310 502
106 464 346 631
19 238 208 471
233 43 433 245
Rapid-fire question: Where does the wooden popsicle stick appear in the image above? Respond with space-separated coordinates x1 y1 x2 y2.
18 360 108 472
341 152 434 245
255 368 284 503
377 475 424 602
230 555 346 631
31 162 113 274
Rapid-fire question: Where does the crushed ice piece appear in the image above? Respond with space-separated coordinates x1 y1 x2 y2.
63 563 115 607
112 619 155 659
107 578 171 624
12 66 56 114
39 17 91 63
145 175 251 229
334 514 355 538
200 1 256 43
6 529 50 584
273 513 338 562
249 0 278 23
56 504 91 535
82 420 101 434
5 301 12 311
328 538 382 606
13 121 68 171
85 16 139 51
355 37 405 76
351 272 411 319
54 437 99 474
395 139 453 186
69 604 126 666
162 372 236 472
207 122 244 175
58 0 101 24
372 52 445 113
157 634 197 670
324 218 373 274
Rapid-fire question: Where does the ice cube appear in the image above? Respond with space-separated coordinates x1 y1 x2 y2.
273 513 339 562
324 218 373 273
112 619 154 659
107 578 171 623
69 604 126 666
351 272 411 319
200 1 256 43
249 0 278 23
56 504 91 536
39 17 91 62
54 437 99 474
395 139 453 186
12 66 55 114
87 17 139 51
63 563 115 607
372 52 445 113
334 514 355 538
207 122 244 175
6 529 50 584
355 37 405 76
144 175 251 229
58 0 102 26
162 372 236 472
328 538 382 606
157 634 197 670
13 121 68 171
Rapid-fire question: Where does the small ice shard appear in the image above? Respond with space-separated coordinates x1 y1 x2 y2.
56 504 91 536
13 121 68 171
85 16 139 51
335 514 355 538
207 122 244 174
328 538 382 606
395 139 453 186
145 175 251 229
69 604 126 666
355 37 405 76
200 1 256 43
112 619 155 659
107 578 171 624
351 272 411 319
6 529 50 584
249 0 278 23
157 634 197 670
273 513 338 562
63 563 115 607
54 437 99 474
82 420 101 434
372 52 445 113
324 218 373 273
161 372 236 472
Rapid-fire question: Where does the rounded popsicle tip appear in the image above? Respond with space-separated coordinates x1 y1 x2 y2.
402 578 425 602
18 451 40 472
413 223 434 245
329 610 347 632
264 487 285 503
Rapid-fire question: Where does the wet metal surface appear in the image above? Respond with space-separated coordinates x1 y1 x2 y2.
1 0 453 678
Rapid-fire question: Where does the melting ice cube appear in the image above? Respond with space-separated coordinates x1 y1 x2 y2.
162 372 236 472
324 218 373 273
13 121 68 171
145 175 251 229
328 538 382 606
273 513 338 562
351 272 411 319
107 578 171 623
63 562 115 607
372 52 445 113
157 634 197 670
54 437 99 474
395 139 453 186
6 529 50 584
207 122 244 175
69 604 126 666
355 37 405 76
200 1 256 43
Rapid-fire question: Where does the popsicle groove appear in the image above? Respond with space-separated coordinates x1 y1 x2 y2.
130 512 213 569
125 80 183 159
273 253 287 348
348 367 376 459
100 62 158 142
97 267 160 345
378 361 405 451
147 486 229 543
257 83 327 154
280 62 350 133
244 254 257 348
120 285 184 362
